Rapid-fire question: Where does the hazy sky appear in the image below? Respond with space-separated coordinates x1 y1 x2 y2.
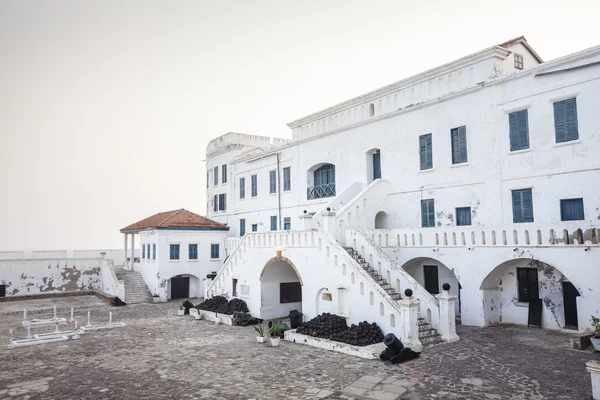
1 0 598 251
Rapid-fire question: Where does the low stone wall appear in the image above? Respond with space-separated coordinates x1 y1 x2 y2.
197 310 234 325
284 329 385 359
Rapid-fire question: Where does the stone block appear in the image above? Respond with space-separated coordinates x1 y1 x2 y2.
571 332 593 350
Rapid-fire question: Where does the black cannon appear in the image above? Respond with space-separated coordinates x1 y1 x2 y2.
379 333 420 364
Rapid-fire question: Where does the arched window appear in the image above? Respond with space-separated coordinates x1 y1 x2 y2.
369 103 375 117
307 164 336 199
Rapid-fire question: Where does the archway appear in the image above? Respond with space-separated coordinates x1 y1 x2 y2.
400 257 461 314
480 258 580 330
167 274 201 300
374 211 390 229
260 259 303 320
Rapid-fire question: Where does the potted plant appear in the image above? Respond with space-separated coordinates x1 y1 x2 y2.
254 324 266 343
590 316 600 351
269 324 283 347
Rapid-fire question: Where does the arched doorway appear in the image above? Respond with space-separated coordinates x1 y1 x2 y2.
400 257 461 314
168 274 201 299
480 259 580 330
374 211 390 229
260 258 303 320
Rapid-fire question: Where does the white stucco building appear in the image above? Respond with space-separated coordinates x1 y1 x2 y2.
200 36 600 342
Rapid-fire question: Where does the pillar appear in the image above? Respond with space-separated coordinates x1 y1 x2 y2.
436 283 460 343
299 212 313 230
397 289 423 352
320 209 336 239
587 360 600 400
130 234 135 271
124 234 128 268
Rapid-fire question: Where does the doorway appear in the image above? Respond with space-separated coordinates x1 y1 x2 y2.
424 265 439 295
562 281 579 329
171 277 190 299
373 150 381 180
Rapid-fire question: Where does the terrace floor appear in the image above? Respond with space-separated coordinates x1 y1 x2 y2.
0 299 598 399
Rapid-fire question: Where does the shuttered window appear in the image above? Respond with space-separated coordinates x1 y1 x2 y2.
373 151 381 179
251 224 258 232
210 244 220 259
221 164 227 183
218 193 226 211
283 167 291 191
269 170 277 194
251 175 257 197
456 207 471 226
560 198 584 221
142 244 145 259
152 244 156 260
512 189 534 223
239 178 245 199
553 98 578 143
240 219 246 237
419 133 433 170
188 244 198 260
451 126 468 164
517 268 539 302
421 199 435 228
509 110 529 151
213 195 218 212
213 166 218 186
169 244 180 260
270 216 277 231
284 217 291 231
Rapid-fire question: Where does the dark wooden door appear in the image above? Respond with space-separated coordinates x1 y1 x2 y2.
563 281 579 328
424 265 439 295
171 277 189 299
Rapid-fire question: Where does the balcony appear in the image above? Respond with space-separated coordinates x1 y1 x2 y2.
307 183 336 200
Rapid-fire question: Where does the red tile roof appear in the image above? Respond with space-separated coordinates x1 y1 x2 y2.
120 209 229 233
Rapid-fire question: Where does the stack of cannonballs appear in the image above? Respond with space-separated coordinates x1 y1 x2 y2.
295 313 384 346
196 296 249 315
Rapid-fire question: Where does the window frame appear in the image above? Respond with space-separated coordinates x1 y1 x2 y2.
251 224 258 232
450 126 468 164
508 109 530 151
512 188 534 223
560 198 585 221
213 166 218 186
269 170 277 194
514 53 524 70
251 174 258 197
218 193 226 211
421 199 435 228
419 133 433 170
152 243 156 260
239 177 245 199
270 216 277 231
221 164 227 184
169 244 180 261
210 244 220 260
456 207 472 226
283 217 291 231
553 97 579 143
240 218 246 237
517 267 539 303
283 167 291 191
188 243 198 260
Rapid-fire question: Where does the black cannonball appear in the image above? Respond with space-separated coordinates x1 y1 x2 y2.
442 283 451 291
404 288 413 297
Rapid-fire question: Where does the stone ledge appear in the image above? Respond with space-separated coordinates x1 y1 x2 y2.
197 310 234 325
284 329 385 359
571 331 594 350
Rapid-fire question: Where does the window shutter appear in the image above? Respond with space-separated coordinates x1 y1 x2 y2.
222 194 226 210
521 190 533 222
451 129 459 164
426 135 432 169
565 98 579 141
419 135 427 170
213 195 218 212
518 110 529 150
421 201 427 227
512 191 522 223
459 126 467 163
554 101 567 142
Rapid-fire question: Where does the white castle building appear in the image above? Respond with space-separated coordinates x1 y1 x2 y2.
196 36 600 342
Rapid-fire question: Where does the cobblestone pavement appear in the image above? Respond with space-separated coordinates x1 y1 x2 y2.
0 301 598 399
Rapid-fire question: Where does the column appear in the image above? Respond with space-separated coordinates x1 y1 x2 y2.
299 211 313 230
436 283 460 343
397 289 423 352
130 234 135 271
320 208 336 238
123 234 128 268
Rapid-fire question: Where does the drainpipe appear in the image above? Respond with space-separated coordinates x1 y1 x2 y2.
277 153 282 230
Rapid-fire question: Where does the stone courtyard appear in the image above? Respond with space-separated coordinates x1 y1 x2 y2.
0 296 598 400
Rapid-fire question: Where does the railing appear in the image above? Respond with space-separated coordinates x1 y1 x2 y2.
362 222 600 248
307 183 336 200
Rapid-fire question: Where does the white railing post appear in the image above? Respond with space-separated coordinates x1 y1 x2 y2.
398 289 422 352
436 283 460 343
587 360 600 400
299 212 313 230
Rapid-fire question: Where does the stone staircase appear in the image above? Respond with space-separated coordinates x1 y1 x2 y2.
344 247 443 345
344 247 402 300
115 268 152 304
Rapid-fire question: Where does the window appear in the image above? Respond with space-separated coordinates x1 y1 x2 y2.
451 126 468 164
517 268 539 302
232 278 238 297
373 150 381 179
419 133 433 170
239 178 245 199
189 244 198 260
308 164 336 199
240 219 246 237
213 166 218 186
421 199 435 228
512 189 534 223
284 217 291 231
251 174 257 197
210 244 220 259
554 98 578 143
218 193 226 211
283 167 291 191
514 53 524 70
280 282 302 303
251 224 258 232
213 194 217 212
509 110 529 151
270 216 277 231
456 207 472 226
152 244 156 260
169 244 180 260
560 198 584 221
142 244 145 259
222 165 227 183
269 170 276 194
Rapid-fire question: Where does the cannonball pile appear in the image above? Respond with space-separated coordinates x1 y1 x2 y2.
197 296 228 311
295 313 384 346
215 298 249 315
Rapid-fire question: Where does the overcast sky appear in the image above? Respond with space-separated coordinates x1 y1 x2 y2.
0 0 598 251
